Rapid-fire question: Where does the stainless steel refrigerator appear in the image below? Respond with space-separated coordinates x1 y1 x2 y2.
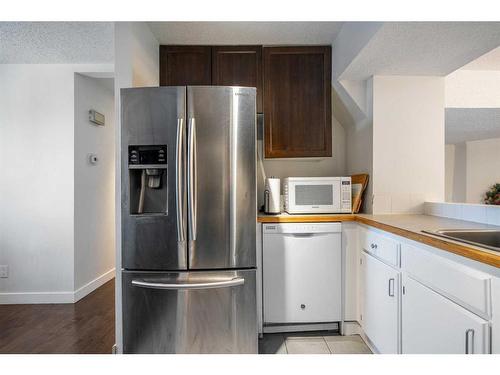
120 86 257 354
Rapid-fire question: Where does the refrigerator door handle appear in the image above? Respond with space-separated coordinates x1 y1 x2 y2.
131 277 244 290
175 118 185 242
188 117 197 241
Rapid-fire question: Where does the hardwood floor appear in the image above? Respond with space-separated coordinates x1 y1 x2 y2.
0 279 115 354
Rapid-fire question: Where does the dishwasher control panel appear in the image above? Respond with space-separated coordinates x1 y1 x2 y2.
263 222 341 234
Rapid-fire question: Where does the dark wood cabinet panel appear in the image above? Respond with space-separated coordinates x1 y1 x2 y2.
263 46 332 158
159 46 212 86
212 46 263 112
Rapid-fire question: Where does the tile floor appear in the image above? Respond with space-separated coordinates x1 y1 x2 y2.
259 331 372 354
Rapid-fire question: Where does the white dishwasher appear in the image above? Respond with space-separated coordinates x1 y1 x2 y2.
263 222 342 328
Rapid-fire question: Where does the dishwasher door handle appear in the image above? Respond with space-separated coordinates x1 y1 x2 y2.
281 233 332 238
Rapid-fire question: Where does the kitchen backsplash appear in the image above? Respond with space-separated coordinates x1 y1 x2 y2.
425 202 500 226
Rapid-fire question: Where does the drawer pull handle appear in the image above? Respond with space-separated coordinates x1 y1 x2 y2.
465 329 474 354
388 278 395 297
300 304 306 309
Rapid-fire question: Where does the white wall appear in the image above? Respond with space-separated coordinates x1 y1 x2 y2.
445 69 500 204
372 76 445 214
445 144 456 202
332 22 383 80
446 142 467 203
445 70 500 108
0 64 112 303
0 65 75 301
345 78 373 213
74 74 115 293
466 137 500 204
257 112 346 208
445 138 500 204
114 22 160 353
453 142 467 203
261 117 346 179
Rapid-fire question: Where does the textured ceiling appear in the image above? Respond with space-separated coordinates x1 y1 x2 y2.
0 22 114 63
445 108 500 144
341 22 500 80
148 22 343 45
461 46 500 70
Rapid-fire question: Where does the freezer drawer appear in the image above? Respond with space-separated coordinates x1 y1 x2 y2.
122 269 257 354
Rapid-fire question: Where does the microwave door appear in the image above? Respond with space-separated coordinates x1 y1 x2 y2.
295 183 335 213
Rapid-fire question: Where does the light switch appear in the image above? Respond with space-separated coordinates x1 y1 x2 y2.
0 265 8 278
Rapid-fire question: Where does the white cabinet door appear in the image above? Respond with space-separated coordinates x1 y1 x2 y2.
402 275 490 354
361 252 400 354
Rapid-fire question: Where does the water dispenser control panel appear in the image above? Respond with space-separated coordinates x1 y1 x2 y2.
128 145 167 166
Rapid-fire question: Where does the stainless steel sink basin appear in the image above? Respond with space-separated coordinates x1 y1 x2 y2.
422 229 500 252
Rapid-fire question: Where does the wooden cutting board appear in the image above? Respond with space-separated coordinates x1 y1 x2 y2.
351 174 369 213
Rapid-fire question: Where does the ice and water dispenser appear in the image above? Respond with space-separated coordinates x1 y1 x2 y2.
128 145 167 214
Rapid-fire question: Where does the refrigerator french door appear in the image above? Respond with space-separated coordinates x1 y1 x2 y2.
121 86 257 354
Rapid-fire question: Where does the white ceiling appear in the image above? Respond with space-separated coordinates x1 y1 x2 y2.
460 46 500 70
340 22 500 80
148 22 343 45
0 22 114 64
445 108 500 144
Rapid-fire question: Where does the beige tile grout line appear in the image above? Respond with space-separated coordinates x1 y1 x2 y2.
323 336 333 354
283 334 289 354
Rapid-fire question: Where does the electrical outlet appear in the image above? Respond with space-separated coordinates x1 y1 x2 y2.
0 265 9 278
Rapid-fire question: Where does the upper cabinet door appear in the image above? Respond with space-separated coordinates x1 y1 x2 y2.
160 46 212 86
263 46 332 158
212 46 263 112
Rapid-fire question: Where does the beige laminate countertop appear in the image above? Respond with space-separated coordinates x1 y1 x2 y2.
258 213 500 268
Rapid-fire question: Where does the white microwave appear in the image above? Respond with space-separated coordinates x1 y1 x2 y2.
284 177 352 214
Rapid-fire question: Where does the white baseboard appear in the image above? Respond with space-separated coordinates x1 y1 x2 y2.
0 268 115 305
341 321 379 353
263 322 339 333
74 268 115 302
342 321 363 336
0 291 75 304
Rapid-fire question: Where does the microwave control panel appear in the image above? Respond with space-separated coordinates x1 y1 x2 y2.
340 179 352 210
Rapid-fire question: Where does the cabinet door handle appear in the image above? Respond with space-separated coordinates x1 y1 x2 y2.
465 329 474 354
370 243 378 249
388 278 395 297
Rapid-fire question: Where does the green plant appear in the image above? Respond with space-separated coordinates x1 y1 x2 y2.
483 183 500 205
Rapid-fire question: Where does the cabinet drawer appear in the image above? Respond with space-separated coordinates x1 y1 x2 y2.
359 226 400 267
401 243 492 319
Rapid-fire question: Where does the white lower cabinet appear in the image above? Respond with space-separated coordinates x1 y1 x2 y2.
402 274 490 354
361 252 400 353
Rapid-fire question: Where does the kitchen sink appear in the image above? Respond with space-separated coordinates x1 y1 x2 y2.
422 229 500 252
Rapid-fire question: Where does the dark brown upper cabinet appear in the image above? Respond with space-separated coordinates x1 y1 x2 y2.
263 46 332 158
159 46 212 86
212 46 263 112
